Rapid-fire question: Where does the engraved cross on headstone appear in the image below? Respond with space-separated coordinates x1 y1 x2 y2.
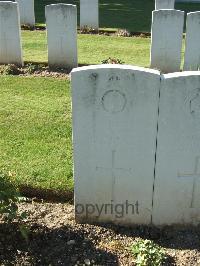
96 150 131 201
178 156 200 208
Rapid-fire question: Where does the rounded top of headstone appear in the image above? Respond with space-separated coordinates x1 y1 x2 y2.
187 11 200 18
71 64 160 76
163 71 200 80
81 0 99 3
45 3 76 9
0 1 17 7
153 9 184 17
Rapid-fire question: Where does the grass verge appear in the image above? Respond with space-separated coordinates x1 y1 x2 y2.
22 30 151 67
0 76 73 195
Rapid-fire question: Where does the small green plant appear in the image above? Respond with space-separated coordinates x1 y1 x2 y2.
131 239 166 266
0 172 29 240
26 63 38 74
101 57 124 64
26 63 45 74
1 64 21 75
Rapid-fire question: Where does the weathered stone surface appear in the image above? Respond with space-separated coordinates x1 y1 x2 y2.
45 4 77 69
153 72 200 225
150 9 184 73
72 65 160 225
16 0 35 26
184 12 200 71
177 0 200 2
155 0 175 10
80 0 99 29
0 1 23 65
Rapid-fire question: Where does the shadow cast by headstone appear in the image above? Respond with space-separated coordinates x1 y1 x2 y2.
91 222 200 251
35 0 154 32
78 63 95 68
19 184 73 203
0 222 119 265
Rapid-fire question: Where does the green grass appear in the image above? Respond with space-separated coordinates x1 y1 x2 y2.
0 25 187 194
22 30 186 69
34 0 200 32
2 32 151 194
22 30 151 67
6 31 151 193
22 31 47 63
0 33 149 194
0 0 198 197
0 77 73 192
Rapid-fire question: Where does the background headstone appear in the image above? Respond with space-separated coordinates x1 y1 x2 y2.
0 1 23 65
150 10 184 73
176 0 200 2
45 4 77 69
72 65 160 225
155 0 175 10
16 0 35 26
153 72 200 225
80 0 99 30
184 12 200 71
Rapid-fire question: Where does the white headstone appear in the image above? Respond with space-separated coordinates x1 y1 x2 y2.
80 0 99 30
155 0 175 10
150 10 184 73
72 65 160 225
45 4 77 69
0 1 23 66
16 0 35 26
177 0 200 2
184 12 200 71
153 72 200 225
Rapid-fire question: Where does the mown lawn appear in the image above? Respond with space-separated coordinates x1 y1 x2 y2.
22 30 186 68
2 32 154 194
0 77 73 192
1 30 187 194
22 31 151 67
34 0 200 32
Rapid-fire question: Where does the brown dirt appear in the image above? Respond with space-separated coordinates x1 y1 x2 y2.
0 201 200 265
0 63 71 79
21 26 151 38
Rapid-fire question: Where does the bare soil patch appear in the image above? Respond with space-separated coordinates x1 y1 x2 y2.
0 63 71 79
21 25 151 38
0 201 200 265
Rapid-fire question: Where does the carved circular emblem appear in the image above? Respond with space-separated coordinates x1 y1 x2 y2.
102 90 127 114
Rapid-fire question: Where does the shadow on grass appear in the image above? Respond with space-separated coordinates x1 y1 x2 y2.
0 222 118 265
35 0 200 32
19 184 74 203
35 0 154 32
24 61 92 67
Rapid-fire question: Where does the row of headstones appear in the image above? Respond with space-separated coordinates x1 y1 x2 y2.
0 1 98 68
72 64 200 226
152 0 200 72
2 0 199 72
155 0 200 9
15 0 35 26
11 0 99 29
